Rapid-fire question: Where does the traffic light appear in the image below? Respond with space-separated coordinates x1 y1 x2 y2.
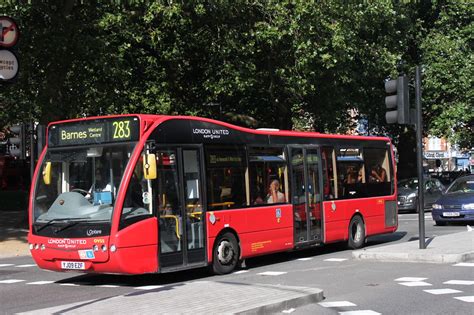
385 75 410 124
8 123 26 159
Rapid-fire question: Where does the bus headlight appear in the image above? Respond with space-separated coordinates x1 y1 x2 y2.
40 244 45 251
110 244 117 252
93 245 99 252
101 245 107 252
29 244 34 250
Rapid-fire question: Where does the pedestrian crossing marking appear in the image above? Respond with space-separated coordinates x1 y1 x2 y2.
26 281 55 285
395 277 427 282
324 258 348 262
257 271 287 276
233 270 249 274
339 311 381 315
282 308 295 313
424 288 462 295
15 264 36 268
0 264 14 267
319 301 356 308
444 280 474 285
0 279 25 284
399 281 432 287
454 296 474 303
453 263 474 267
134 285 163 290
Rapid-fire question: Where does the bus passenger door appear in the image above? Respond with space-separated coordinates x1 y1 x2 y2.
290 147 322 245
156 147 206 271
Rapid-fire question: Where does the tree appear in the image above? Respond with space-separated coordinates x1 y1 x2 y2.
420 1 473 149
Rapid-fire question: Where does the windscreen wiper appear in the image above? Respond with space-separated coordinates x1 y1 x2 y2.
35 217 86 233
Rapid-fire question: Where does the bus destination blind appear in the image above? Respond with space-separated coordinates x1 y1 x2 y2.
49 117 139 147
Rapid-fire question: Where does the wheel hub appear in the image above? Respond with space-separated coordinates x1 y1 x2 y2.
217 240 234 265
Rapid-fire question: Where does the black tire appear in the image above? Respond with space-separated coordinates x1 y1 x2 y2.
348 215 365 249
212 232 239 275
435 221 447 226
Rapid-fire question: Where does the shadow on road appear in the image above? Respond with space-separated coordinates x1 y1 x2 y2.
0 210 28 244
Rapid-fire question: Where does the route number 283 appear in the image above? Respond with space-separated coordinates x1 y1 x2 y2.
112 121 131 139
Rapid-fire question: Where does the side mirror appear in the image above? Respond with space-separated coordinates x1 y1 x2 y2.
143 153 157 180
42 162 51 185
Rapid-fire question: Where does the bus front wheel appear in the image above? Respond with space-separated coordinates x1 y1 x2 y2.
348 215 365 249
212 232 239 275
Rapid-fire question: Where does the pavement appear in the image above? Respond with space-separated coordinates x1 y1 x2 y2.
354 230 474 263
1 209 473 314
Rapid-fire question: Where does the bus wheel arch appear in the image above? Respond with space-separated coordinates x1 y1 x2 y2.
211 229 240 275
347 214 366 249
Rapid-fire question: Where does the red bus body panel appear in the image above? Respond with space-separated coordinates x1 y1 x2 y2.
206 204 294 261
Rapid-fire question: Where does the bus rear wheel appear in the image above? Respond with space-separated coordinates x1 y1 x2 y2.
212 232 239 275
348 215 365 249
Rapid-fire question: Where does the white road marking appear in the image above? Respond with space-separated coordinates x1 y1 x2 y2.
97 285 120 288
297 258 313 261
26 281 55 285
444 280 474 285
324 258 348 262
339 311 381 315
282 308 296 313
59 283 79 286
395 277 427 282
319 301 357 308
233 270 249 274
454 263 474 267
0 279 25 284
15 264 36 268
257 271 287 276
0 264 14 267
399 281 432 287
454 296 474 303
424 288 462 295
134 285 163 290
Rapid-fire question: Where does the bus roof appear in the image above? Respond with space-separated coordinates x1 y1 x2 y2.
47 114 391 143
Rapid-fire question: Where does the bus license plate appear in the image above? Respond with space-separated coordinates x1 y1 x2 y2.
443 212 460 217
61 261 85 270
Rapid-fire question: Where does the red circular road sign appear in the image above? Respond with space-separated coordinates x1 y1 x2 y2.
0 16 20 48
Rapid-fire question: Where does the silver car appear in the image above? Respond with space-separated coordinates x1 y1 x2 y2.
397 177 445 212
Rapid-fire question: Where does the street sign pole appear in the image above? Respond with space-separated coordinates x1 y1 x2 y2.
415 66 426 249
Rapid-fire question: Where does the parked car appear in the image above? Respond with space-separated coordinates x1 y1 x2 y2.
431 175 474 226
397 177 444 212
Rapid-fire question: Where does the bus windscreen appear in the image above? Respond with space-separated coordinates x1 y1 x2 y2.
48 117 140 147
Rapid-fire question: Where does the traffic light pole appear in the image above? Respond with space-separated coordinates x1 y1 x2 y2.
415 66 426 249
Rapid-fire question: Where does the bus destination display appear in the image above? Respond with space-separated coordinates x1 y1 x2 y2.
49 117 139 147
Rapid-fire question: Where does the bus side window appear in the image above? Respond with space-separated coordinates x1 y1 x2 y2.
205 146 247 210
322 147 336 200
364 148 392 197
248 147 287 206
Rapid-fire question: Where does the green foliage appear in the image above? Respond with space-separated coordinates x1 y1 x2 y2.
0 0 471 149
420 1 473 149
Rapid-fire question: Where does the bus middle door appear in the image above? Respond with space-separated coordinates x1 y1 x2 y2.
290 147 323 245
156 147 206 271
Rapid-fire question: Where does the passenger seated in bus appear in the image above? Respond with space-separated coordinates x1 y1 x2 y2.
266 179 285 204
344 167 359 184
370 164 387 183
